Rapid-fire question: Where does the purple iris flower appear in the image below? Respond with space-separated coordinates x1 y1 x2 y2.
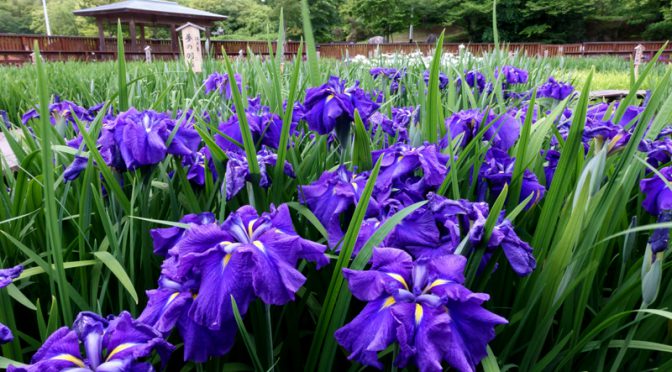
368 107 417 144
21 99 93 129
385 106 419 142
302 76 379 136
487 220 537 276
335 248 507 372
183 147 217 186
0 265 23 288
370 67 405 93
0 265 22 344
581 103 631 149
97 108 200 171
284 100 306 129
139 271 234 362
459 70 486 92
368 111 392 133
224 148 295 200
647 210 672 254
8 311 173 371
424 194 489 253
537 77 574 100
640 167 672 256
543 149 561 186
215 99 292 152
639 138 672 168
203 72 243 99
88 102 116 123
372 143 450 194
1 110 11 128
478 148 546 206
497 66 529 85
299 166 382 249
657 126 672 139
423 70 450 90
380 192 536 276
443 109 521 151
640 166 672 216
150 212 216 257
171 204 327 329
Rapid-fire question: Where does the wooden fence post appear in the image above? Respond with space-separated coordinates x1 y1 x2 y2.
634 44 645 80
144 45 152 63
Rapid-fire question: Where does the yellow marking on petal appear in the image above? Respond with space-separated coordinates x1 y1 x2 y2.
381 296 396 309
414 303 423 324
326 94 334 102
247 219 257 238
166 292 180 305
426 279 449 290
192 293 198 299
52 354 85 368
608 133 623 152
351 182 358 192
397 155 404 162
220 241 233 246
253 240 266 253
386 273 409 290
106 343 138 361
222 253 232 268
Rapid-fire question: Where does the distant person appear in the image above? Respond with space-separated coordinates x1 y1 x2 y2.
426 34 437 43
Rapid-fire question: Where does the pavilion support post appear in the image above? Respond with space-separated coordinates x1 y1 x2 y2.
205 27 211 55
129 19 137 50
140 24 146 45
170 24 178 55
97 18 105 52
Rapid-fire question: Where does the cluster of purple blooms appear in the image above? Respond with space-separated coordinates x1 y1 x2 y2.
203 72 243 99
11 64 672 372
298 153 534 369
537 77 575 100
140 205 328 362
370 67 406 93
62 108 201 180
21 97 94 131
302 76 380 138
8 312 173 371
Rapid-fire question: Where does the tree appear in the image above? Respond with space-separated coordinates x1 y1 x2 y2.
188 0 276 37
441 0 491 41
270 0 341 42
31 0 81 35
341 0 408 41
0 0 34 34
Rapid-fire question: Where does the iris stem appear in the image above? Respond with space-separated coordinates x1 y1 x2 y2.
265 303 275 372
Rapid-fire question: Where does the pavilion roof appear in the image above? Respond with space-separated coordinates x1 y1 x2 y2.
73 0 227 21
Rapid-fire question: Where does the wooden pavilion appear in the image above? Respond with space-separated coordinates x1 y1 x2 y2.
73 0 226 53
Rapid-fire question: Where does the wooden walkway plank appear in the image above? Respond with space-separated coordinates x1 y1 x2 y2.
0 130 20 171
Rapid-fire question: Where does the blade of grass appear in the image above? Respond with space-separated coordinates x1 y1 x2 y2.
301 0 320 86
34 44 72 325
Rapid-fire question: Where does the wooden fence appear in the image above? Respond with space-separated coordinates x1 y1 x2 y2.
0 33 670 64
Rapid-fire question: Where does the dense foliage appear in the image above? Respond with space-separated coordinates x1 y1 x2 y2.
4 0 672 42
1 10 672 371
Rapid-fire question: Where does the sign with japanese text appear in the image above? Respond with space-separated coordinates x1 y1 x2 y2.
178 23 203 73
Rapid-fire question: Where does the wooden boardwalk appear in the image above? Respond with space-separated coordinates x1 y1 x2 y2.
0 130 19 171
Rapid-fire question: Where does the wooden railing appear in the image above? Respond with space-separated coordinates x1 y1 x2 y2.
0 33 669 64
